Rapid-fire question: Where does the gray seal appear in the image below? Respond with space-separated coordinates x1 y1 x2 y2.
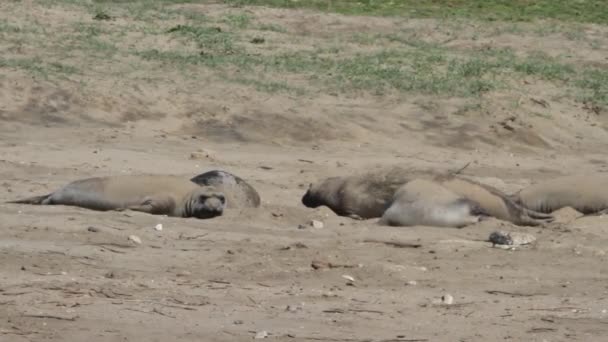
8 175 226 219
434 174 553 226
379 179 488 228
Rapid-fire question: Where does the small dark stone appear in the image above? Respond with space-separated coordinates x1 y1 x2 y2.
93 12 112 21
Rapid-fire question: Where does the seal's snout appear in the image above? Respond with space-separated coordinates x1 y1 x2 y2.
194 194 226 219
301 189 319 208
204 195 225 212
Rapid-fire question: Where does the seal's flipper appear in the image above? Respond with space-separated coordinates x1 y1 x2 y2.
523 208 554 220
7 194 52 205
125 198 156 214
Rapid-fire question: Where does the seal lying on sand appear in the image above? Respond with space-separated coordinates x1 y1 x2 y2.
301 167 552 226
8 175 226 219
190 170 261 208
434 175 553 226
513 174 608 214
379 179 488 228
301 167 413 219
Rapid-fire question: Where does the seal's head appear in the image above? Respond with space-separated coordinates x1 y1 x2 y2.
301 178 343 209
189 188 227 219
301 183 322 208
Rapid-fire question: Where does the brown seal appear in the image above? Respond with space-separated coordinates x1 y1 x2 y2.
513 174 608 214
379 179 488 228
301 167 413 219
8 175 226 219
190 170 261 208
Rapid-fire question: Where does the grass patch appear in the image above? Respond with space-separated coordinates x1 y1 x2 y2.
224 0 608 25
222 12 252 29
258 23 286 33
167 24 240 55
0 57 79 79
10 0 608 107
229 76 304 94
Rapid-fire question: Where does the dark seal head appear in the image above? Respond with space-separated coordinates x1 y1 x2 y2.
301 177 345 211
187 188 226 219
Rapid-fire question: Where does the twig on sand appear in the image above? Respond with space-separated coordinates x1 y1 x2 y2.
528 307 583 312
362 239 422 249
123 307 176 318
288 336 428 342
450 161 472 175
22 314 78 321
486 290 548 297
1 329 38 336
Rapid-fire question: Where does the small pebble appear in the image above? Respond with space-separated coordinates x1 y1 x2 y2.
154 223 163 231
233 320 244 325
406 280 418 286
342 275 355 282
311 220 324 229
254 331 268 339
128 235 142 244
87 226 99 233
285 305 300 312
297 224 307 230
441 293 454 305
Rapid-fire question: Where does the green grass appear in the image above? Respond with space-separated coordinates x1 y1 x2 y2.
224 0 608 25
0 57 79 79
137 31 581 96
5 0 608 107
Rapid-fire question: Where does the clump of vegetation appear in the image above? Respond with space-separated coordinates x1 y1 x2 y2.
224 0 608 25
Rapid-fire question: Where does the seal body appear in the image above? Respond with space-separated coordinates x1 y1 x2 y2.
301 167 413 219
433 175 553 226
514 174 608 214
190 170 261 208
379 179 487 228
9 175 227 219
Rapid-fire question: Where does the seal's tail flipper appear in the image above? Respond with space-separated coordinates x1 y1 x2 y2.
524 208 554 220
6 194 52 205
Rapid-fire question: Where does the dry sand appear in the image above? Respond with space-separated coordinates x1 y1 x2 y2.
1 2 608 341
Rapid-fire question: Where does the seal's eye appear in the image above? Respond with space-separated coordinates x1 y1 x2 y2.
199 195 208 202
216 195 226 204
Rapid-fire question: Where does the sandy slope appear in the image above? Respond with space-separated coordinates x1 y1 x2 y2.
1 2 608 341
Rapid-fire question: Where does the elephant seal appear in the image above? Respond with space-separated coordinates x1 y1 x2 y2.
190 170 261 208
513 174 608 214
379 179 488 228
301 167 413 219
8 175 226 219
434 175 553 226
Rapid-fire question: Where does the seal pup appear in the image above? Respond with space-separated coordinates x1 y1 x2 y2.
8 175 227 219
433 175 553 226
301 167 414 219
190 170 261 208
513 174 608 214
379 179 488 228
